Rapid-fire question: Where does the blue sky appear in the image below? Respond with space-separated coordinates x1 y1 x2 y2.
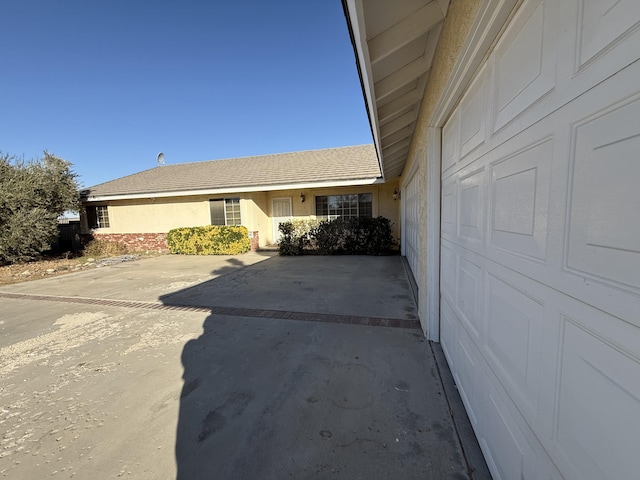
1 0 372 188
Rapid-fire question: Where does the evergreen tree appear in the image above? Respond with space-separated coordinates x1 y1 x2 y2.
0 151 80 264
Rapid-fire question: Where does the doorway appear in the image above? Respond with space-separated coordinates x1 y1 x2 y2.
271 197 292 244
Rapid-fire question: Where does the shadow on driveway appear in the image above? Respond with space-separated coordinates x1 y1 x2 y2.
159 255 419 320
161 255 488 479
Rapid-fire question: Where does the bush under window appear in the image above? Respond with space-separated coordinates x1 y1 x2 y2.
167 225 250 255
278 217 396 256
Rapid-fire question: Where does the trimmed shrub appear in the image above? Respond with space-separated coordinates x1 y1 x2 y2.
278 219 318 256
82 238 128 258
310 219 342 255
312 216 396 255
278 217 396 256
167 225 250 255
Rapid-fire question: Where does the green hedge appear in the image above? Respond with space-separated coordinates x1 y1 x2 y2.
277 219 318 256
279 217 396 256
167 225 250 255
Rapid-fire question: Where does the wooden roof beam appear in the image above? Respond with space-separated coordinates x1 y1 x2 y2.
383 138 412 157
368 1 444 64
380 111 416 138
374 56 429 103
380 125 413 147
378 89 423 124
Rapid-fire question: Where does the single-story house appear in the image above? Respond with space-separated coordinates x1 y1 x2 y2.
344 0 640 479
80 144 401 250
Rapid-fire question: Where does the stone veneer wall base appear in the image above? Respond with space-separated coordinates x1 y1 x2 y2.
84 233 169 253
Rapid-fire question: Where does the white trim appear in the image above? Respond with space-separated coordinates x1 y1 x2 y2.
425 127 442 341
83 177 384 203
344 0 384 178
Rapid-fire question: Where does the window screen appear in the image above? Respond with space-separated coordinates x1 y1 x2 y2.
210 198 241 225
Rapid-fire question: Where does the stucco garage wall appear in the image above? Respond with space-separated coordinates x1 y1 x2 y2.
400 0 484 324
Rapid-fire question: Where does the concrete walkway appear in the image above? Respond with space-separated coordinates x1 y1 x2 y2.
0 253 490 479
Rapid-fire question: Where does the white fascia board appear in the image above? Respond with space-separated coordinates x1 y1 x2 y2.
83 177 384 203
344 0 384 178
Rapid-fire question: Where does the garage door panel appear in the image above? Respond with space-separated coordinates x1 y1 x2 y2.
575 0 640 70
440 241 457 305
455 322 484 432
484 61 640 326
554 312 640 480
441 178 457 238
493 0 557 133
482 364 570 480
456 255 484 340
484 271 543 421
442 109 459 176
460 64 489 163
458 168 485 247
403 169 420 280
440 297 459 372
489 137 552 261
487 1 640 159
567 93 640 292
481 373 538 480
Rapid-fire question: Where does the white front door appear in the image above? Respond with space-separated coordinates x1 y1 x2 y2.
271 197 292 244
439 1 640 479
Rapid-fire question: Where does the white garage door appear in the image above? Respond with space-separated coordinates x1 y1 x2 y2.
439 1 640 479
403 169 420 281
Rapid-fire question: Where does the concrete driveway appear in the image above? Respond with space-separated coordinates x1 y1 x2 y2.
0 253 489 479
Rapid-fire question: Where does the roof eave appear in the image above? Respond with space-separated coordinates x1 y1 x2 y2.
342 0 450 180
343 0 384 178
82 177 385 203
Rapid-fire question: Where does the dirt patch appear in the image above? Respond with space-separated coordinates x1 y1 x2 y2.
0 306 198 479
0 257 90 286
0 254 163 286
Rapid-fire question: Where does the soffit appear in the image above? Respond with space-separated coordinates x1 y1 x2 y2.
345 0 449 179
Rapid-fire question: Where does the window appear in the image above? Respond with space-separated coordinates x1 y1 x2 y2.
315 193 372 220
209 198 241 225
86 205 110 229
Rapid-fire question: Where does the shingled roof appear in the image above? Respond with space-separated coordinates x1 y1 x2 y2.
83 145 380 199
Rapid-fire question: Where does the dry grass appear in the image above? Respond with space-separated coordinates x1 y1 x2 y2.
82 239 129 258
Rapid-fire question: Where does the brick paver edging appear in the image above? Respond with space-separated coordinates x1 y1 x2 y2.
0 292 420 330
